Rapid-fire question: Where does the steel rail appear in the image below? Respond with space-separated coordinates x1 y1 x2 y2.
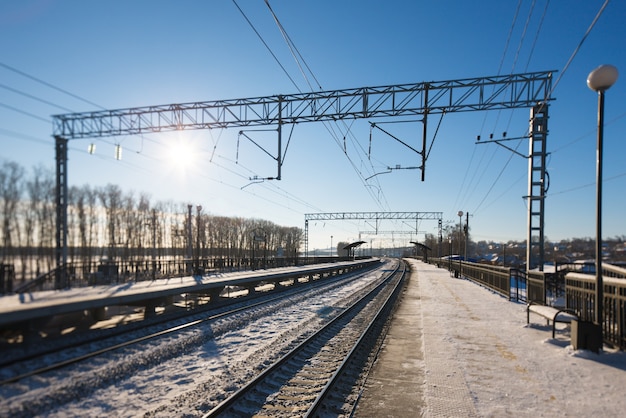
0 264 377 385
203 259 404 417
307 260 408 416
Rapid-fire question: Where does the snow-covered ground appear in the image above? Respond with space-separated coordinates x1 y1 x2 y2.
3 258 626 417
0 261 391 417
410 259 626 417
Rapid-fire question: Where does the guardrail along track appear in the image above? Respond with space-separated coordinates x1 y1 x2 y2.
205 259 407 417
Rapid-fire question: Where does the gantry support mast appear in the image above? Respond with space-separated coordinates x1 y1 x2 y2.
527 104 549 271
52 71 554 279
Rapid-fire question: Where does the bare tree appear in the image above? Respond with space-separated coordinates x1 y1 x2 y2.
0 161 24 264
99 184 123 260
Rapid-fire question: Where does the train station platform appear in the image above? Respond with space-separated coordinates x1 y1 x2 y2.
0 259 378 331
354 259 626 417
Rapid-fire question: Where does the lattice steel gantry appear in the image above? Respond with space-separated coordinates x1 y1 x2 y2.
303 212 443 259
52 71 555 276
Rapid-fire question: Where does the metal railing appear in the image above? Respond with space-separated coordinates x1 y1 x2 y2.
429 257 564 305
566 272 626 350
429 256 626 350
8 256 368 294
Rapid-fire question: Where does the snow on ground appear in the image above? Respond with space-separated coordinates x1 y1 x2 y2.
0 262 389 417
410 259 626 417
3 259 626 417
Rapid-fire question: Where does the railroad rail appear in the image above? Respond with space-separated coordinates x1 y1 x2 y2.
204 259 407 417
0 262 379 385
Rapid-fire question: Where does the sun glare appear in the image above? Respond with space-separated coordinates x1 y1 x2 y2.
166 138 197 171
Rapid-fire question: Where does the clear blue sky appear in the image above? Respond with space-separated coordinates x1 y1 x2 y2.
1 0 624 251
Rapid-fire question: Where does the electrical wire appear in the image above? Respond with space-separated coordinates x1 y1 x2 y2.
0 128 53 145
231 0 301 92
460 0 609 220
263 0 322 92
0 101 50 123
463 0 531 214
453 0 524 216
259 1 390 211
547 0 610 97
0 54 368 226
0 82 75 113
524 0 550 71
0 62 106 110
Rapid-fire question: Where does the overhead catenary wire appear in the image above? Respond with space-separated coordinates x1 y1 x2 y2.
235 0 390 212
0 62 106 110
0 50 383 230
0 101 50 124
231 0 301 93
459 0 610 222
451 0 522 215
0 62 335 222
463 0 541 216
263 0 322 92
0 82 75 113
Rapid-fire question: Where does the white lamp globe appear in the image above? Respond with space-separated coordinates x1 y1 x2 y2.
587 64 619 92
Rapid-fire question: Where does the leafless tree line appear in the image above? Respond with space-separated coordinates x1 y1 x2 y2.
0 160 303 281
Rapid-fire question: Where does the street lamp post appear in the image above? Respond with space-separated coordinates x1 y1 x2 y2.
587 64 619 349
330 235 334 258
448 236 452 274
457 211 464 277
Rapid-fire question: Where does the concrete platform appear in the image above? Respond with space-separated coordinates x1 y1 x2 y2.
0 259 378 329
354 259 626 417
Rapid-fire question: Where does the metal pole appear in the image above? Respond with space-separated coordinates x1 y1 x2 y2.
457 211 463 277
421 84 429 181
152 209 157 281
55 136 68 289
252 235 255 271
277 96 283 180
448 238 452 274
595 90 605 328
196 205 202 275
464 212 469 264
187 204 193 273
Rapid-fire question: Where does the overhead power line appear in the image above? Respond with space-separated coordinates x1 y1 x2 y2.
0 82 75 113
548 0 610 96
0 62 105 110
0 101 50 123
231 0 301 92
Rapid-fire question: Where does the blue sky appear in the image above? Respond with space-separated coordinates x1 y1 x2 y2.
1 0 625 251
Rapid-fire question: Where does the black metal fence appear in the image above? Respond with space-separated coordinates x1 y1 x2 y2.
6 255 368 294
566 271 626 350
429 257 626 350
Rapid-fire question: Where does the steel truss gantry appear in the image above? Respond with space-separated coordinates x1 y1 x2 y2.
303 212 443 258
52 71 554 277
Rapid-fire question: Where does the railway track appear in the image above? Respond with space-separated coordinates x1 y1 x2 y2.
205 259 407 417
1 259 401 417
0 262 380 386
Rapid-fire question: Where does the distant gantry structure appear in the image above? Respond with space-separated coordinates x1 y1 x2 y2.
52 71 555 282
304 212 443 258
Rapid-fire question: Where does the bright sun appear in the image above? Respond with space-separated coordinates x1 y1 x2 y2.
167 138 197 171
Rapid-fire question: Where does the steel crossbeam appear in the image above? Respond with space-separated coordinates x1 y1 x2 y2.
52 71 553 138
304 212 442 221
52 71 555 276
